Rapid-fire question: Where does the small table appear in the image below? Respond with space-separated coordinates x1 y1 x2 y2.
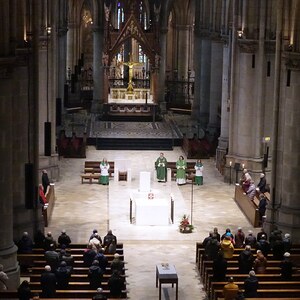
156 264 178 300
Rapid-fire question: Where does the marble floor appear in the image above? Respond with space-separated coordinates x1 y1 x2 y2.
47 146 259 300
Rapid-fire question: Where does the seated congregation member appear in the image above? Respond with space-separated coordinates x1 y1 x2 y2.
272 237 285 260
244 181 256 200
258 194 267 224
280 252 294 280
256 173 267 193
223 277 239 300
83 243 97 267
34 229 45 248
194 159 204 185
240 169 252 192
59 249 74 267
56 261 72 289
110 253 124 274
45 244 60 271
205 236 220 261
17 232 33 254
212 252 228 281
17 280 31 300
99 158 110 185
58 229 72 248
90 234 103 252
221 228 234 242
90 229 100 241
93 287 107 300
202 231 214 258
95 248 108 272
238 245 254 274
269 227 282 249
108 270 125 298
176 155 187 185
155 152 167 182
234 227 245 248
244 230 257 248
88 260 104 289
253 250 267 274
103 229 117 254
256 234 270 258
220 236 234 259
40 265 57 298
244 270 259 298
256 227 268 241
213 227 221 242
283 233 292 252
43 232 57 251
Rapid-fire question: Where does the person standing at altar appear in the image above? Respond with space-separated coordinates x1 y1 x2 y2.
155 152 167 182
194 159 204 185
99 158 110 185
176 155 187 185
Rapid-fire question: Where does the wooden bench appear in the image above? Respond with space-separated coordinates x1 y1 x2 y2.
81 161 115 183
214 289 300 300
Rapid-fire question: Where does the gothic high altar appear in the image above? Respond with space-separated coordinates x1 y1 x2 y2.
100 1 161 118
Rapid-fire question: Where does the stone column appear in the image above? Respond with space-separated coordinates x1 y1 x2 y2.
216 42 230 173
158 27 168 112
91 26 104 114
275 59 300 241
66 22 77 71
176 24 190 80
208 40 223 136
199 37 211 128
0 1 20 286
191 0 201 120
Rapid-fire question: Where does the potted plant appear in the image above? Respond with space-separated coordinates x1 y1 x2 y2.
179 214 194 233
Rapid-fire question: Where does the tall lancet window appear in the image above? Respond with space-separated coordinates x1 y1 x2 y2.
139 1 147 29
117 2 124 29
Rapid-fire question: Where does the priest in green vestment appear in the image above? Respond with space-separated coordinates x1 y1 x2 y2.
155 152 167 182
176 155 187 185
99 158 110 185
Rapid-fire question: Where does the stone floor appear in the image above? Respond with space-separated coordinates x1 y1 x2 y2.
46 146 259 300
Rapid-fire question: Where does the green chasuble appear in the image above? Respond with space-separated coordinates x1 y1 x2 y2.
155 157 167 181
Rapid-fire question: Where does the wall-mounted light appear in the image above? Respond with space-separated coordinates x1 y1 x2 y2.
237 30 244 38
46 26 52 35
83 10 93 27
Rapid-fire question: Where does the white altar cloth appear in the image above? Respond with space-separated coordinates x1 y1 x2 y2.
135 198 169 226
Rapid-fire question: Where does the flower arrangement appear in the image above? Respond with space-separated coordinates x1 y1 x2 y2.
179 214 194 233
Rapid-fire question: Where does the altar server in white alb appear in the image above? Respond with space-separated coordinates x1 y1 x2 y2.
99 158 110 185
194 160 204 185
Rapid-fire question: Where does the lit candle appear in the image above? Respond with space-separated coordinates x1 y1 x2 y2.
242 163 245 169
230 161 232 166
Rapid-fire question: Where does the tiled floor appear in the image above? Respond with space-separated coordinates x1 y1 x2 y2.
47 146 258 299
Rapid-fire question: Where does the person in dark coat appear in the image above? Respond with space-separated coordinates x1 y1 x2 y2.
17 232 33 254
234 227 245 248
58 229 72 248
212 252 228 281
282 233 292 252
95 248 108 272
43 232 57 251
256 234 270 258
45 244 60 272
34 229 45 248
244 231 257 248
110 253 124 275
238 245 254 274
257 173 267 193
280 252 294 280
40 265 57 298
17 280 31 300
88 260 104 289
42 169 50 194
213 227 221 242
108 270 124 298
83 244 97 267
55 261 72 289
103 230 117 254
272 238 285 260
256 228 268 242
244 270 259 298
258 194 267 224
59 249 74 267
205 236 220 261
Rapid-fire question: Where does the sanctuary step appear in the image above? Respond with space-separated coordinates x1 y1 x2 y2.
96 137 174 150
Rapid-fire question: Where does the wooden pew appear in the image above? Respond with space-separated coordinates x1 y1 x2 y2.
81 161 115 183
214 289 300 300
